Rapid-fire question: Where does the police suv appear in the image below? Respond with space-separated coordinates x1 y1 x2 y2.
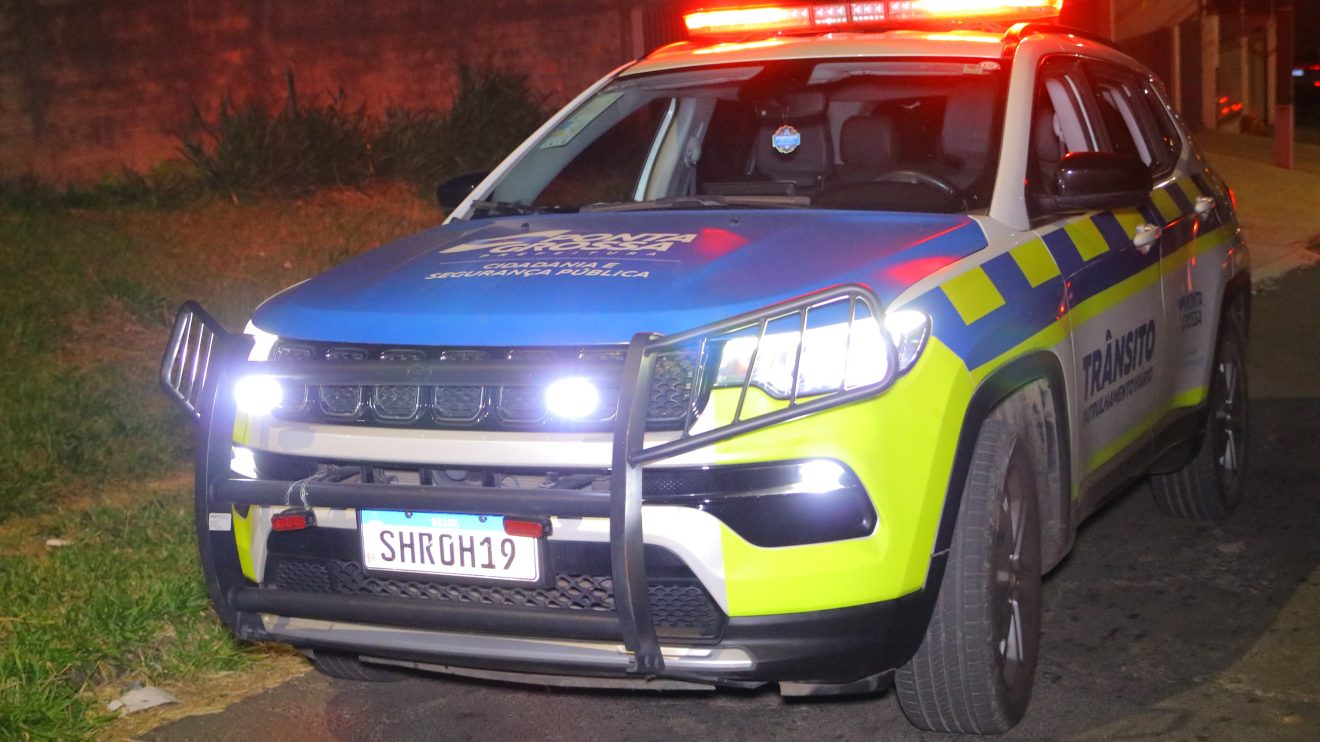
163 1 1250 733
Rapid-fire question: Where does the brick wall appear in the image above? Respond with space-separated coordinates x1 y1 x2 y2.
0 0 656 182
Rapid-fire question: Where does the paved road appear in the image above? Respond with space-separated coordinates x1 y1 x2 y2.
149 267 1320 741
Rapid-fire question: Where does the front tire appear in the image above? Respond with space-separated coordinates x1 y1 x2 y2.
895 417 1042 734
1150 306 1248 519
311 650 409 682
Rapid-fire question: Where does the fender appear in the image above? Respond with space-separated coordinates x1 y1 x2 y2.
931 351 1072 572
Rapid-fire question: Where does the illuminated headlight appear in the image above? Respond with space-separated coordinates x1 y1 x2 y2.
243 322 279 361
883 309 931 373
545 377 601 420
714 309 930 399
234 375 284 416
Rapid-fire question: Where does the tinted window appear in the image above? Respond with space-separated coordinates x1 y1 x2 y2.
1028 57 1093 200
1085 62 1180 175
1130 77 1184 175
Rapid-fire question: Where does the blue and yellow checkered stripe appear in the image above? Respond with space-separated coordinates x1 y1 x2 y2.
910 176 1218 371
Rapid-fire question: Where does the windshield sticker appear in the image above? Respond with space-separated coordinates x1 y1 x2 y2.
1081 319 1157 424
540 92 623 149
962 61 1002 75
772 125 801 154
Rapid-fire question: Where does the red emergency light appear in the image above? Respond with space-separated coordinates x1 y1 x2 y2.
684 1 1062 37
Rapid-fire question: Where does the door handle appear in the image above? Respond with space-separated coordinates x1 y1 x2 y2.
1132 223 1161 254
1194 195 1215 217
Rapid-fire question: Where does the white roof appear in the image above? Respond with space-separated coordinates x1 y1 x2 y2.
625 30 1009 76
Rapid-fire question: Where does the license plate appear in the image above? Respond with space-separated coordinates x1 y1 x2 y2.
359 510 540 582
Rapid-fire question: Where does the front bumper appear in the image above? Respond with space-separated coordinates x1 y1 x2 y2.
240 583 941 687
164 286 935 683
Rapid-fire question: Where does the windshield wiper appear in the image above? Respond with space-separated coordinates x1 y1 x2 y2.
580 195 811 213
467 200 574 217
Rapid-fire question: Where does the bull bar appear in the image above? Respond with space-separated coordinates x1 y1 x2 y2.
161 284 892 677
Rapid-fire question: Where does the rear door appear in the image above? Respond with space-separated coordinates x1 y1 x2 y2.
1111 70 1229 410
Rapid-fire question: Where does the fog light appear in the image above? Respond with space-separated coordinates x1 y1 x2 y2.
545 377 600 420
798 459 846 494
234 375 284 416
230 446 258 479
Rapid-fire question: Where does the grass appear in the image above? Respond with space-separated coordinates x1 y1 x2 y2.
372 67 545 185
0 493 252 740
181 67 545 200
0 64 540 738
0 182 438 739
180 73 372 200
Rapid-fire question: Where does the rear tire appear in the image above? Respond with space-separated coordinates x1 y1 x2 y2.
1150 306 1248 519
311 650 409 682
895 417 1042 734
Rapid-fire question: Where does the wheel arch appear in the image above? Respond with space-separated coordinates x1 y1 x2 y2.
932 351 1073 575
1222 268 1251 339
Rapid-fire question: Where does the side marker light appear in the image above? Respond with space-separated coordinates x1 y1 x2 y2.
503 518 550 538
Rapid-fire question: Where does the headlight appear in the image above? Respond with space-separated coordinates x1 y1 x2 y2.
244 322 279 361
714 309 930 399
884 309 932 373
545 377 601 420
234 375 284 416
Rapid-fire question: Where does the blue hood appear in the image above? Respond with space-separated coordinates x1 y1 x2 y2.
251 210 986 346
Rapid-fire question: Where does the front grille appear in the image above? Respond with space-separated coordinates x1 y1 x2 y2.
267 557 723 638
433 385 483 422
373 384 421 420
319 385 363 417
650 352 697 420
268 341 701 432
497 386 547 423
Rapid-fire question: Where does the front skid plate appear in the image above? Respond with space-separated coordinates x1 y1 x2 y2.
244 578 940 687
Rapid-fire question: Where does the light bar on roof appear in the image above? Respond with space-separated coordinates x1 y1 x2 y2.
683 6 814 35
683 0 1061 37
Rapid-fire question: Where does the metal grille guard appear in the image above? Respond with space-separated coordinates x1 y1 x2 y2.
161 284 891 676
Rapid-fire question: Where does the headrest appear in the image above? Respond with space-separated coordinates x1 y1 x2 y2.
840 115 897 168
1032 105 1063 165
941 81 995 163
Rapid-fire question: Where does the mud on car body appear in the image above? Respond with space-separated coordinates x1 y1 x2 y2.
162 2 1250 733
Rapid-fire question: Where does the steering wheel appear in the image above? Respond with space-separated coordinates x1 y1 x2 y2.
875 170 959 197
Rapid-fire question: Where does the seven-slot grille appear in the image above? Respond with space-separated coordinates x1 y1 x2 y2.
267 341 701 431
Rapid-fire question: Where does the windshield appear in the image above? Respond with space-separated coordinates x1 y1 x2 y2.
480 58 1005 216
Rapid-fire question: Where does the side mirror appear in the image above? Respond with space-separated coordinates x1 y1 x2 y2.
1042 152 1152 213
436 171 489 212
